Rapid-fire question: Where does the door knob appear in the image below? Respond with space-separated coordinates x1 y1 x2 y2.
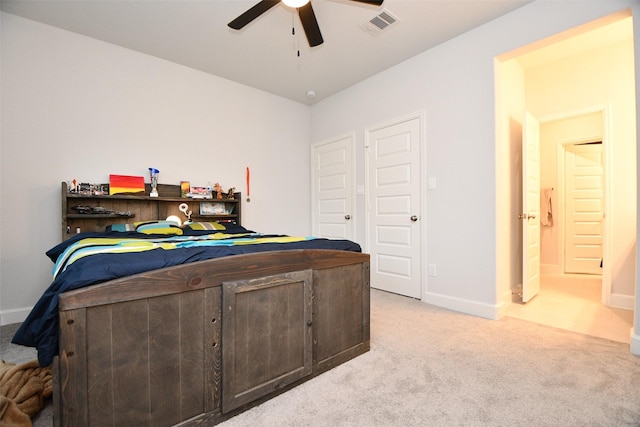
410 215 418 222
345 215 351 220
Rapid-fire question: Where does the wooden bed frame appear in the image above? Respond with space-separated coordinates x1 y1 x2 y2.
52 248 370 426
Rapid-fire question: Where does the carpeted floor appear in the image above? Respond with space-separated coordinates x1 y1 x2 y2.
0 323 52 427
2 289 639 426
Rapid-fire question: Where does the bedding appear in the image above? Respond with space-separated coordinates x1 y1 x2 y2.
12 225 361 367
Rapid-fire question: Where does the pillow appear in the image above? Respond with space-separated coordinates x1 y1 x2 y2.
182 221 227 231
135 221 183 235
105 223 136 232
182 222 253 235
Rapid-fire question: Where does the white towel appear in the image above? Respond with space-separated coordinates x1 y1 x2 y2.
541 188 553 226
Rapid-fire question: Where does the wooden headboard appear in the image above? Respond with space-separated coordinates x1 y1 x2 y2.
61 182 241 240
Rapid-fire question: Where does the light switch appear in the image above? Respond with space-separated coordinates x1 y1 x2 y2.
428 177 437 189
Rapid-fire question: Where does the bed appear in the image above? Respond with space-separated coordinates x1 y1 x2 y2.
12 185 370 426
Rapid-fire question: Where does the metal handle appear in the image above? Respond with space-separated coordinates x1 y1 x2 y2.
410 215 418 222
345 215 351 220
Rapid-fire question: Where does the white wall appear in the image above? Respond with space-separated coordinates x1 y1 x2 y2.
311 1 640 323
0 13 312 323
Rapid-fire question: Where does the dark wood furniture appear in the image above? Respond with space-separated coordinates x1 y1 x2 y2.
61 182 240 239
51 183 371 426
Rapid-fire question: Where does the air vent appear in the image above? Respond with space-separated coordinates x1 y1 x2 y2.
361 9 399 35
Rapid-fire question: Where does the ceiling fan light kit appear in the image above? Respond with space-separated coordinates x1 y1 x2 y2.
228 0 384 47
282 0 310 8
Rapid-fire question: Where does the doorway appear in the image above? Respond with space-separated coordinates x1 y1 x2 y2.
498 14 636 343
563 141 604 275
539 111 607 281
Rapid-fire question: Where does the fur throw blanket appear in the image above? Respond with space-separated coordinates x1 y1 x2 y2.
0 360 52 427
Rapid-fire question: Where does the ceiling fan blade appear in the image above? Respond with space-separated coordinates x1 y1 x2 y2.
349 0 384 5
298 2 323 47
228 0 280 30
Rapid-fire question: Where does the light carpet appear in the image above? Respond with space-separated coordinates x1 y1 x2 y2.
2 289 640 426
219 289 640 426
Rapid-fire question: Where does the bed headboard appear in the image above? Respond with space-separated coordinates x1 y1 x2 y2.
61 182 241 240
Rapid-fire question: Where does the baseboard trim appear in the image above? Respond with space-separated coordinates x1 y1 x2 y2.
609 293 635 310
0 307 32 326
630 328 640 356
423 292 500 320
540 264 562 275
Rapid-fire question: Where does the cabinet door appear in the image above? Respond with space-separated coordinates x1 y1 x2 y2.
313 263 370 370
221 270 312 413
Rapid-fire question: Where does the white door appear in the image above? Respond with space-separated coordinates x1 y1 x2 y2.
522 112 541 302
564 143 604 275
366 116 422 299
311 135 354 239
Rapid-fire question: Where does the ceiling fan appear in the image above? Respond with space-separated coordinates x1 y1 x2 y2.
228 0 384 47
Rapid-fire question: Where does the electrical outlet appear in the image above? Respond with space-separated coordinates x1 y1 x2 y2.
428 264 437 277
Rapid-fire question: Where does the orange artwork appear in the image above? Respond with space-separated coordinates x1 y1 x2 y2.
109 175 145 195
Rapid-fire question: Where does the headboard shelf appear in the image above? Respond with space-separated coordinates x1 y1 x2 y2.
61 182 241 240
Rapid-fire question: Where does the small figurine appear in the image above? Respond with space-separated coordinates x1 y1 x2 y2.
178 203 192 222
214 182 223 199
226 187 236 199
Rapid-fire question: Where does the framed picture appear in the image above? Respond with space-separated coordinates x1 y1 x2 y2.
180 181 191 197
187 186 212 199
200 202 228 215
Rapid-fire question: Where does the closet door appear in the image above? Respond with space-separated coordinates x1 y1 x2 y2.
311 134 355 240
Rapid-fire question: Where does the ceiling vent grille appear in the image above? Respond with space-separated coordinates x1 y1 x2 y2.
361 9 399 35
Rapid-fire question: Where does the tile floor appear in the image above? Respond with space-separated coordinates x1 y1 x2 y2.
506 274 634 343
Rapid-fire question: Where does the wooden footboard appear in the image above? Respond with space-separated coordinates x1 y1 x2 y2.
53 250 370 426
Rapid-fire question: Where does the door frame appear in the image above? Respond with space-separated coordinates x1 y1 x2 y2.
543 105 612 305
364 111 427 300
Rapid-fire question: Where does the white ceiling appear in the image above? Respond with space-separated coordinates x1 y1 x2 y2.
1 0 537 104
1 1 633 105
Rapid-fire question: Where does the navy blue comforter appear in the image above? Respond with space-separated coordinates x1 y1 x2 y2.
12 230 361 366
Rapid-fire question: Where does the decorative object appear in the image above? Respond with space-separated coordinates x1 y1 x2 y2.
246 167 251 203
200 202 227 215
214 183 223 199
149 168 160 197
187 186 212 199
109 175 145 195
180 181 191 197
92 184 108 196
165 215 182 226
178 203 192 222
226 187 236 199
